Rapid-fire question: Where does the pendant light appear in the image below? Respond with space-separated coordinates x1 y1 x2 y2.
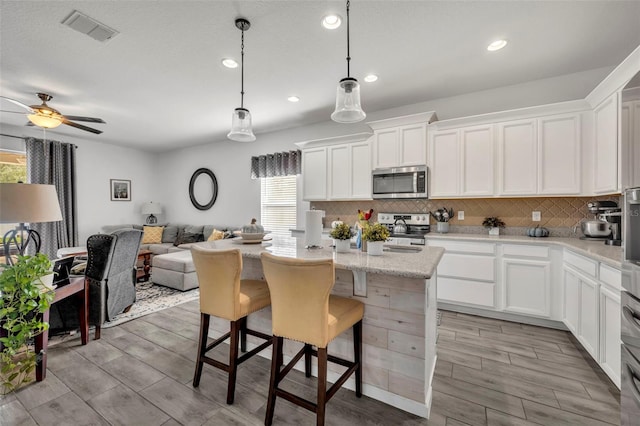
227 18 256 142
331 0 366 123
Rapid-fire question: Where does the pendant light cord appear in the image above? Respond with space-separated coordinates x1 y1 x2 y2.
346 0 351 78
240 28 245 109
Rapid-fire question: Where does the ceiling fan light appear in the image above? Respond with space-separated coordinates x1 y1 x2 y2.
227 108 256 142
331 77 366 123
28 113 63 128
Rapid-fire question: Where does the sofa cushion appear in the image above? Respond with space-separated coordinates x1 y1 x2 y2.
207 229 225 241
185 225 204 234
147 243 174 255
174 229 204 246
142 226 164 244
162 225 180 243
101 224 142 234
152 250 196 273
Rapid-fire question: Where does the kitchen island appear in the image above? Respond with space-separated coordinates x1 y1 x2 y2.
204 236 444 418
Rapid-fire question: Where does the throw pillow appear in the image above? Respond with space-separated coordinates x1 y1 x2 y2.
174 230 205 246
207 229 225 241
142 226 164 244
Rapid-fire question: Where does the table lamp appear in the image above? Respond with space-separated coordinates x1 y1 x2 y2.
0 183 63 265
141 201 162 224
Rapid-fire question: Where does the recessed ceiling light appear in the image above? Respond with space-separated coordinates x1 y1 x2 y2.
364 74 378 83
287 96 300 103
322 14 341 29
487 39 507 51
222 58 238 68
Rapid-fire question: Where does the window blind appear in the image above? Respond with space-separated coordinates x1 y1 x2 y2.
261 175 297 236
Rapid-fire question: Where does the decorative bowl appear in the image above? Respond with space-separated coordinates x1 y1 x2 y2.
239 232 266 241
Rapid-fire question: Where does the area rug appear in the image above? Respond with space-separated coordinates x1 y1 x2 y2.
102 281 199 328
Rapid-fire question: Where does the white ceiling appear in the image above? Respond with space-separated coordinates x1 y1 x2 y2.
1 1 639 152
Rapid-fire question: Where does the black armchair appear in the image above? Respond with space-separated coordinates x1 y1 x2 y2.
49 229 143 339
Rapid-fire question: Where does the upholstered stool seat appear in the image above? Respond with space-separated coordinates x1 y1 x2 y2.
191 246 272 404
260 252 364 426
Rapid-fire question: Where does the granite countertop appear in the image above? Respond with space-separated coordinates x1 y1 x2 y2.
425 233 623 268
211 236 444 280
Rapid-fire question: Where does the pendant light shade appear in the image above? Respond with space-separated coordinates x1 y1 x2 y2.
227 18 256 142
331 0 365 123
228 107 256 142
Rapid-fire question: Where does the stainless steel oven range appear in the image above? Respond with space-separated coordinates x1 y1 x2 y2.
377 212 430 246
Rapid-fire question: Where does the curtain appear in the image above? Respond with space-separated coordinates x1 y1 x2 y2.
251 149 301 179
26 137 78 259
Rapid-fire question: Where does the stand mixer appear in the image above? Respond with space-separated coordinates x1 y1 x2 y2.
581 201 622 246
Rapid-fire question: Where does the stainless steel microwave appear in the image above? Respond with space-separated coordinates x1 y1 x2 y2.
372 165 428 199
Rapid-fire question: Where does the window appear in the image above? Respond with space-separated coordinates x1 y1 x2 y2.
261 175 297 236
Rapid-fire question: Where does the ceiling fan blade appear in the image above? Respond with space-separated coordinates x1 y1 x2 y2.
0 109 29 115
62 119 103 134
63 115 106 124
0 96 35 113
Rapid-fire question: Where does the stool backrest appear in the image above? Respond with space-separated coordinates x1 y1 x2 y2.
260 252 334 347
191 246 242 320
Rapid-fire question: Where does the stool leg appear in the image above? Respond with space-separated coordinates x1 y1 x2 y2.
354 320 362 398
317 347 328 426
240 316 247 353
304 344 312 377
265 336 282 426
227 319 240 404
193 313 210 387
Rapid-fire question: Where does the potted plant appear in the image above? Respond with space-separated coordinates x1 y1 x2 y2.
430 207 454 234
0 254 55 395
329 223 353 253
362 223 390 256
482 216 506 235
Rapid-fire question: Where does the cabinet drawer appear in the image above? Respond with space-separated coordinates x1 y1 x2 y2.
503 244 549 258
564 250 597 278
438 277 496 308
599 264 621 291
428 239 496 255
438 253 495 282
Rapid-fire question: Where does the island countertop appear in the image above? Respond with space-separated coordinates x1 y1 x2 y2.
211 236 444 280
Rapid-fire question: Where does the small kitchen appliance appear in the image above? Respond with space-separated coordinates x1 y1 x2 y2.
378 213 430 246
580 200 622 245
372 166 428 199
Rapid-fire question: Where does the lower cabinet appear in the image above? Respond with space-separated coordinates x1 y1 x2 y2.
562 265 599 360
599 282 622 388
502 258 551 317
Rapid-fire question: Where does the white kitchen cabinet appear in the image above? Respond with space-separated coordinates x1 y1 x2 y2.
621 96 640 189
502 258 551 317
562 264 599 359
429 124 493 198
497 119 538 195
599 283 621 387
562 267 580 334
593 92 619 194
538 114 581 194
302 147 327 200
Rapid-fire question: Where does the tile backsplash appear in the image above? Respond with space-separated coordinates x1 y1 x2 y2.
311 195 620 236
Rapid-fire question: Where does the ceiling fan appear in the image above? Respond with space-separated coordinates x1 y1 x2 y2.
0 92 105 134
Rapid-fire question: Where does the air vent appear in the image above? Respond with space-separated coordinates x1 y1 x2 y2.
61 10 119 42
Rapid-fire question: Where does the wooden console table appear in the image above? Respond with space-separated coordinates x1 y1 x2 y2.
35 276 89 381
136 249 152 282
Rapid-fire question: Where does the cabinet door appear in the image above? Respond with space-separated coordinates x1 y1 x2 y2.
399 124 427 166
503 259 551 317
599 285 621 387
562 267 580 334
373 129 399 169
429 130 459 197
460 125 494 196
328 144 350 200
498 119 537 195
350 141 372 199
579 275 600 360
538 114 581 194
302 147 327 200
593 93 619 194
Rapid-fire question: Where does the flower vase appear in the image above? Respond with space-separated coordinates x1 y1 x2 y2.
436 222 449 234
489 227 500 236
334 239 351 253
367 241 384 256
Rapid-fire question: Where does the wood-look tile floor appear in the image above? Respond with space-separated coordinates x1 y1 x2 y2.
0 303 620 425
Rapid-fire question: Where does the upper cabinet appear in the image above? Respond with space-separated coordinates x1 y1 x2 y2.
297 133 372 201
621 86 640 189
367 112 437 169
593 93 619 194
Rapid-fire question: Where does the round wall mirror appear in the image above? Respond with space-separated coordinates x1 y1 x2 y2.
189 168 218 210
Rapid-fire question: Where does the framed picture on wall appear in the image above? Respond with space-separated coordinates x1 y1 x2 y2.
110 179 131 201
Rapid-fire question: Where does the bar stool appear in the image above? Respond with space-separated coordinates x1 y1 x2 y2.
260 252 364 426
191 246 272 404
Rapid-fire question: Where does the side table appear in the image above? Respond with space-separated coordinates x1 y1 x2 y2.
136 249 153 282
35 276 89 381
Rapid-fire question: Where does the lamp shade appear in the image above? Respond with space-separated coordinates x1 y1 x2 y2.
140 201 162 215
0 183 63 223
27 113 63 129
227 108 256 142
331 77 366 123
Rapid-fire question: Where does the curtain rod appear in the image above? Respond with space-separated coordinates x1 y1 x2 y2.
0 133 78 148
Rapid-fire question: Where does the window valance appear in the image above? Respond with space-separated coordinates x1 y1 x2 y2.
251 149 301 179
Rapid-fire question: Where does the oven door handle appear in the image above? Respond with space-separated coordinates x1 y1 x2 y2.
623 306 640 331
624 345 640 405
